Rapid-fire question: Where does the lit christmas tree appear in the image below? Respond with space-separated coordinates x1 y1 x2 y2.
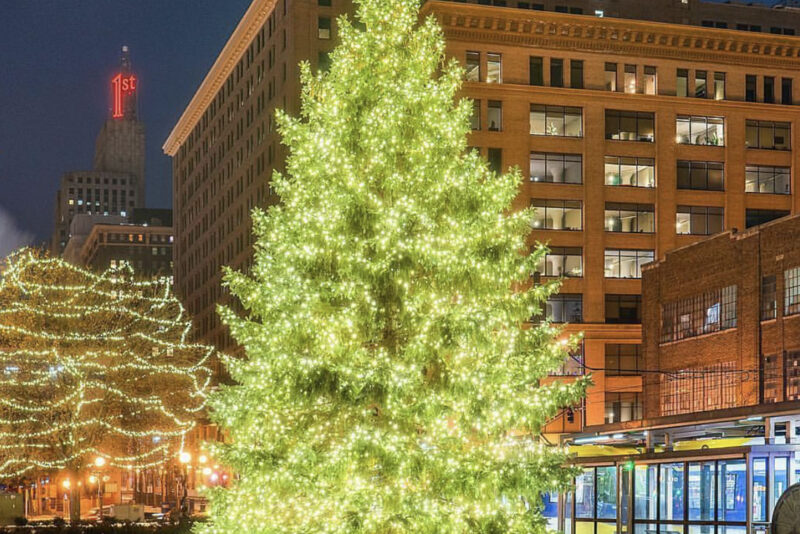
0 250 214 523
201 0 587 531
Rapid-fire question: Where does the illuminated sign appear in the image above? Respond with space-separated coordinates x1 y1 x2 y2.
111 73 137 119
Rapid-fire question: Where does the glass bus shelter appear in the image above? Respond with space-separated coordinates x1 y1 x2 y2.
547 444 799 534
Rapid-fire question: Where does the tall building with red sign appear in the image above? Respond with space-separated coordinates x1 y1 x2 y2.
51 46 146 255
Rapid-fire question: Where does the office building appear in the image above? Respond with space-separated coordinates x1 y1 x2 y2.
52 46 145 255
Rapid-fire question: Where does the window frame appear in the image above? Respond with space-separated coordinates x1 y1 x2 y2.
605 110 655 142
530 104 583 137
530 152 583 184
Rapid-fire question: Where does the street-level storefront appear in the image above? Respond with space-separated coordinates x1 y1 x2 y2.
546 442 800 534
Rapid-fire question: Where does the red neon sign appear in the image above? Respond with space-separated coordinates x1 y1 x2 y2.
112 73 137 119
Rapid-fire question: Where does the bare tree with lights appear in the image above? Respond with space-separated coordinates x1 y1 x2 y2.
0 249 214 523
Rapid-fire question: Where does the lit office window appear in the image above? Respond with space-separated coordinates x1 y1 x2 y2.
486 53 502 83
644 66 657 95
531 199 583 230
604 156 655 187
530 105 582 137
604 249 654 279
745 120 791 150
604 203 655 233
605 62 617 91
676 115 724 145
465 51 480 82
675 206 724 236
745 166 790 194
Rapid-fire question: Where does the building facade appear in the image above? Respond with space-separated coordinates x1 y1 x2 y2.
66 209 174 277
553 216 800 534
165 0 800 429
51 47 145 255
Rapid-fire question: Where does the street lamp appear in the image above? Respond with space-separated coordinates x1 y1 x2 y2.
92 457 106 521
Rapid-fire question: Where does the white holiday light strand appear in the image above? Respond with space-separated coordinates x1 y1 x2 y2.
0 249 216 480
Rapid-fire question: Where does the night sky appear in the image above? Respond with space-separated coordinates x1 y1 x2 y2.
0 0 774 253
0 0 251 251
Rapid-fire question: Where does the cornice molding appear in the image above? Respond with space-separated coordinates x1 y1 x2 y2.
163 0 275 156
423 1 800 70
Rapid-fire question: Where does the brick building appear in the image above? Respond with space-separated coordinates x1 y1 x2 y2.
164 0 800 430
556 215 800 534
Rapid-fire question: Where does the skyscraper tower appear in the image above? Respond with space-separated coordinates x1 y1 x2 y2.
51 46 146 255
93 45 146 203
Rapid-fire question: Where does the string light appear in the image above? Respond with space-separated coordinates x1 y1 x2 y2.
0 249 215 484
197 0 587 531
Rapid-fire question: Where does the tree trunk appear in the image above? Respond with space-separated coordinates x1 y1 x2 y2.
69 473 81 524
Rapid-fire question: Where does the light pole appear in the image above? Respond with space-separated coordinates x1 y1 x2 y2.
92 457 106 521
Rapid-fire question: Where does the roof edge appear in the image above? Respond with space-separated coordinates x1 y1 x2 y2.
163 0 276 156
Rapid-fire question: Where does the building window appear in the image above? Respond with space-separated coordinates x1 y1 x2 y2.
570 59 584 89
605 62 617 91
695 70 707 98
604 203 655 233
465 51 480 82
487 100 502 131
604 156 655 188
763 353 781 403
746 120 791 150
782 78 793 105
605 110 655 142
764 76 775 104
605 393 642 423
644 66 656 95
604 249 654 279
486 53 502 83
675 206 724 236
714 72 726 100
530 152 582 183
530 105 582 137
677 68 688 97
531 199 583 230
746 74 757 102
676 115 724 146
785 266 800 316
745 166 790 194
487 148 502 174
317 17 331 39
624 64 637 94
540 294 583 323
677 161 724 191
605 344 642 375
660 362 737 416
761 275 777 321
550 58 564 88
530 56 544 86
318 51 331 72
318 0 331 5
535 246 582 277
746 209 790 228
550 342 584 377
787 351 800 401
470 100 480 130
605 296 642 325
660 285 737 343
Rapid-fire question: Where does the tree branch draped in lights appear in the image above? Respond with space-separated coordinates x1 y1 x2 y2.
0 249 215 522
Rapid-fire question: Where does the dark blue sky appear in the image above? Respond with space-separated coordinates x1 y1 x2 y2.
0 0 251 247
